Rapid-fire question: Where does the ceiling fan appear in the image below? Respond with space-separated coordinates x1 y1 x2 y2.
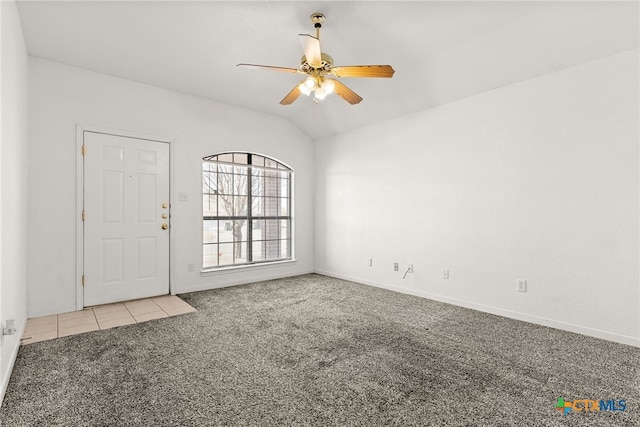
237 12 395 105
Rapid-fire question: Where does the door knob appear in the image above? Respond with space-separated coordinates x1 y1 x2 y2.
161 214 168 219
162 202 169 209
161 223 168 230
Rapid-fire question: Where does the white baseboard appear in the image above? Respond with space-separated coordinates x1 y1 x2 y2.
175 268 316 294
315 270 640 348
28 304 78 319
1 321 26 406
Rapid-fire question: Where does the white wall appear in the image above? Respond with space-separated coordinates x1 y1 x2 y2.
28 57 314 317
315 50 640 347
0 0 29 402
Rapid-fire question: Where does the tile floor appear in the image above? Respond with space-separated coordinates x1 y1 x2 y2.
21 295 196 345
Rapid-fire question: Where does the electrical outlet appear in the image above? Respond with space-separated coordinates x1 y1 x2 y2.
442 269 449 279
517 279 527 292
188 262 196 272
394 262 399 271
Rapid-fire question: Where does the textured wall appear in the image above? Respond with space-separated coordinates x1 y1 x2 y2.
315 51 640 346
27 57 314 317
1 0 29 402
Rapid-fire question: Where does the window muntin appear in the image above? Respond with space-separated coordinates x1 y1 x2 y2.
202 153 292 269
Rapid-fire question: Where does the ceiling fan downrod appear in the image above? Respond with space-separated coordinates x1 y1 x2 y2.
310 12 325 39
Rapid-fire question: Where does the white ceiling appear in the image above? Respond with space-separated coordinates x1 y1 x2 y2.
16 1 639 141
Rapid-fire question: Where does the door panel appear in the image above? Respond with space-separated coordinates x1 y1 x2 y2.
136 237 157 279
102 238 124 283
84 131 170 306
102 170 124 223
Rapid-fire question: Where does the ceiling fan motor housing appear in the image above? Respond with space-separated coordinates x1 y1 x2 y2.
301 53 333 73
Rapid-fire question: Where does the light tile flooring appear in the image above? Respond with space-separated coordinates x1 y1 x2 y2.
21 295 196 345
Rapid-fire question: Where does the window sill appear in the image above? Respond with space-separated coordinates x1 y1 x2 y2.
200 259 296 277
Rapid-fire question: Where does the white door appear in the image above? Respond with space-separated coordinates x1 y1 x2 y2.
83 131 170 306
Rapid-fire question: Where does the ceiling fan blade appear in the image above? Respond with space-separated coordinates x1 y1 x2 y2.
331 79 363 105
332 65 395 78
299 34 322 68
237 63 300 74
280 81 305 105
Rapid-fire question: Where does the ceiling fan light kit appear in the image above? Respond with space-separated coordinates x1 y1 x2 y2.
238 12 395 105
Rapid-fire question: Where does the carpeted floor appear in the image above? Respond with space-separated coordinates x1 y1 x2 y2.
0 274 638 426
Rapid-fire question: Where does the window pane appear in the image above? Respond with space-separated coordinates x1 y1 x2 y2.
280 239 290 258
265 240 280 260
252 155 265 167
219 222 233 243
280 177 289 197
218 243 234 266
252 241 265 261
233 153 248 164
219 163 233 173
233 195 248 216
265 220 279 240
265 198 278 216
264 174 278 197
265 158 277 169
233 173 248 195
252 196 264 217
280 198 289 216
234 241 247 264
203 171 217 193
280 219 289 239
232 220 247 243
217 171 233 195
203 195 218 216
252 219 265 241
251 169 264 197
218 197 232 216
218 153 233 163
203 220 217 244
203 244 218 268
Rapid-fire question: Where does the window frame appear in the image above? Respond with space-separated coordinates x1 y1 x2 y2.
202 152 293 270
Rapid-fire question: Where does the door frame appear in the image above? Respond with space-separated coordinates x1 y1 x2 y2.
75 124 175 310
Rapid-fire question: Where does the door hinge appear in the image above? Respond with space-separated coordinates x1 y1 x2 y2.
82 275 85 287
81 144 86 156
81 210 86 221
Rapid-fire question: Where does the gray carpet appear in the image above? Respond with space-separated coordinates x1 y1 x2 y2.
1 274 638 426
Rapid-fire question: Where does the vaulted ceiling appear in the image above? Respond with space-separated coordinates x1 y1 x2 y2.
16 1 639 140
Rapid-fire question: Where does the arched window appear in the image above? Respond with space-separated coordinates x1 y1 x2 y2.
202 152 292 269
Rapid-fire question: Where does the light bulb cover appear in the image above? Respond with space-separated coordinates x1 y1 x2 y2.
303 77 317 90
321 79 335 94
299 83 311 96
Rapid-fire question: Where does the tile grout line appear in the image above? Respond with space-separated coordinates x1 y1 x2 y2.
122 303 140 325
91 307 100 330
153 298 172 317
